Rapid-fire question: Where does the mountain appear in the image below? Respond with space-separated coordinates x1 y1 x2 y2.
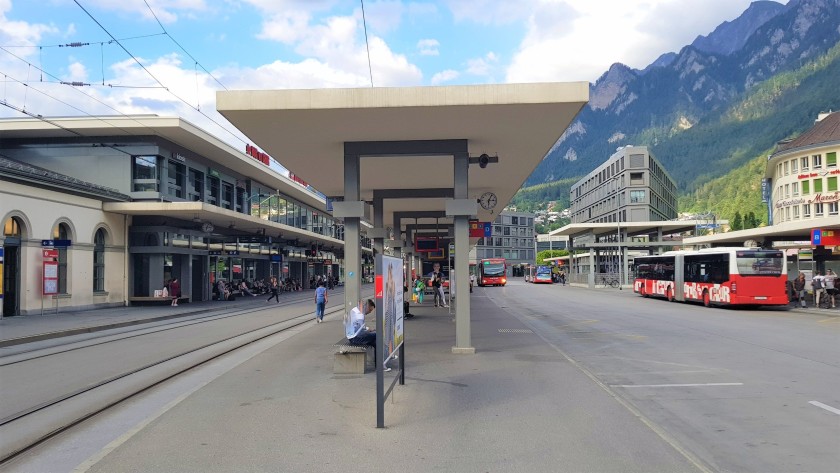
690 1 786 56
527 0 840 196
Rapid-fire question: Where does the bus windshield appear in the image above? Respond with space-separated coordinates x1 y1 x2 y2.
482 262 505 276
736 250 784 276
536 266 552 275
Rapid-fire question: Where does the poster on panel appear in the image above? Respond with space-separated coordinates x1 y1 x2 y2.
376 254 404 362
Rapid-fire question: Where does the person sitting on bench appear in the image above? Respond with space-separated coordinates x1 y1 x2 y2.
347 299 376 347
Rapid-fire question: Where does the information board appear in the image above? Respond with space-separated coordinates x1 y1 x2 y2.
43 261 59 295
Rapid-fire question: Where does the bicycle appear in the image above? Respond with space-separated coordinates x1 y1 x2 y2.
601 275 620 289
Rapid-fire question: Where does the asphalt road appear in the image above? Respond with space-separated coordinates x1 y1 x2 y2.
493 280 840 473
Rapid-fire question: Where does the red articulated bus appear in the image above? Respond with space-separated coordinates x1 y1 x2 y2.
478 258 507 286
633 247 788 307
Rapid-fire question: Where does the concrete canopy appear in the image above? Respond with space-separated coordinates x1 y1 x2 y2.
217 82 589 232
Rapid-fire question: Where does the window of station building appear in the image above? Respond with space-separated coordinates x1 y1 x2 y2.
235 187 246 213
813 154 823 169
828 152 837 168
802 180 810 194
792 182 799 196
792 159 798 173
803 203 811 218
221 182 234 209
132 155 160 192
53 223 71 294
814 178 823 193
630 190 646 203
93 229 106 292
188 169 204 201
3 216 22 238
828 176 838 192
793 205 800 219
777 163 782 176
815 202 824 216
167 160 186 199
783 161 789 175
784 184 790 198
207 175 220 205
801 156 809 171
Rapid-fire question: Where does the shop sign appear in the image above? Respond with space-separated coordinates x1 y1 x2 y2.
808 191 840 204
798 169 840 180
171 152 186 162
43 249 59 259
288 173 309 188
227 250 240 256
761 178 771 203
209 250 222 256
775 197 806 209
245 144 270 166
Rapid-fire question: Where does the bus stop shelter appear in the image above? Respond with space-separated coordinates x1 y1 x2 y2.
217 82 588 354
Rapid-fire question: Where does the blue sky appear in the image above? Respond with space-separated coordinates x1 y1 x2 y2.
0 0 765 147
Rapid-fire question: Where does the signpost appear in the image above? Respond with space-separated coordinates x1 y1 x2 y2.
42 249 59 315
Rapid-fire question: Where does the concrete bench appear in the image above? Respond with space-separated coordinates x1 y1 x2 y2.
333 337 372 374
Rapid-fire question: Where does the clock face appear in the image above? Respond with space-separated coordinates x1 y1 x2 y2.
479 192 497 210
201 222 214 233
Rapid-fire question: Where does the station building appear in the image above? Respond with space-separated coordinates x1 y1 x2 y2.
570 145 678 224
0 116 349 316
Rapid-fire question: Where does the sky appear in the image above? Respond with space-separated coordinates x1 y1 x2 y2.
0 0 768 152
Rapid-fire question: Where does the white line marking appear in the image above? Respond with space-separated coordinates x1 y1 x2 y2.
809 401 840 415
610 382 744 388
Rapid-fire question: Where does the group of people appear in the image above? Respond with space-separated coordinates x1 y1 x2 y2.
790 269 837 308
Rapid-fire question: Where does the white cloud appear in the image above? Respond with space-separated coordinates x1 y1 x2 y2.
443 0 535 25
505 0 757 83
418 38 439 56
466 51 498 76
82 0 209 23
430 69 458 85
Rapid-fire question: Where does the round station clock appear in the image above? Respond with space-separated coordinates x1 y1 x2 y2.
478 192 497 210
201 222 215 233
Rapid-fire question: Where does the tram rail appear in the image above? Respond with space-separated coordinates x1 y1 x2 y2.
0 294 355 465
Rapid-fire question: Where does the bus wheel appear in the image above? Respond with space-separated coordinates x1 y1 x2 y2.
703 290 712 308
666 287 673 302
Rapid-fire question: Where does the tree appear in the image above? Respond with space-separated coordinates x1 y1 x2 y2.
732 211 742 231
536 249 569 265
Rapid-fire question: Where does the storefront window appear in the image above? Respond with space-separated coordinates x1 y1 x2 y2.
188 169 204 201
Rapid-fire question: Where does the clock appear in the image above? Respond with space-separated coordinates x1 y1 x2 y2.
201 222 215 233
478 192 497 210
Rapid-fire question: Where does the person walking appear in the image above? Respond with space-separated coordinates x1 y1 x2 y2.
793 272 807 308
812 272 826 308
314 281 328 323
169 278 180 306
415 277 425 305
267 276 280 303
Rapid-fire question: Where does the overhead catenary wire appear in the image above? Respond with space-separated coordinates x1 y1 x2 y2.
360 0 374 87
72 0 247 146
142 0 228 91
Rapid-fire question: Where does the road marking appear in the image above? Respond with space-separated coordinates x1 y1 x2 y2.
809 401 840 415
611 382 743 388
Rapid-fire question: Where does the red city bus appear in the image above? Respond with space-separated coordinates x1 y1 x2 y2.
478 258 507 286
633 247 788 307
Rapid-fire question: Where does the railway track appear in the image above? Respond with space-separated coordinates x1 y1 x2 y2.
0 295 354 465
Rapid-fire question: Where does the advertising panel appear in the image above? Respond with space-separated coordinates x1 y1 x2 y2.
376 254 404 362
